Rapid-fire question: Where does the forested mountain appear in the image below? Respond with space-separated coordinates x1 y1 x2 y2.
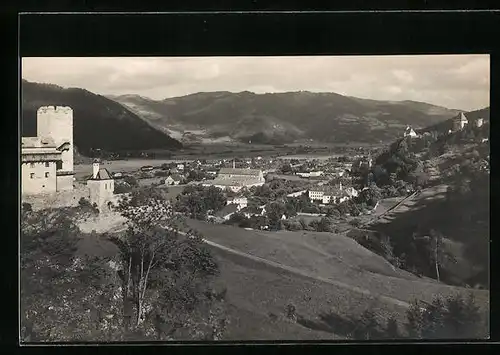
22 80 182 155
110 91 461 144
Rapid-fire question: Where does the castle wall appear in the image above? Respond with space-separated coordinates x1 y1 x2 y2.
21 161 57 196
37 106 74 173
21 185 91 211
56 174 74 191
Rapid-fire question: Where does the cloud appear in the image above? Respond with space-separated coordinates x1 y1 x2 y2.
21 55 489 111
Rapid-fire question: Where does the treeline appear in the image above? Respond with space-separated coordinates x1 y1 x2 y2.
288 293 488 340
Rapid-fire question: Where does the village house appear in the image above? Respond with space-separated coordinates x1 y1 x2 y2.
476 118 484 128
287 190 307 198
404 125 419 138
296 170 324 178
226 196 248 210
213 204 239 222
165 174 183 186
308 184 352 205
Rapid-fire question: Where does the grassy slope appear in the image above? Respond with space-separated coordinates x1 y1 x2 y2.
185 219 489 310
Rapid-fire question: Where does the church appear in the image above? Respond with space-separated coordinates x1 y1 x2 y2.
203 161 265 192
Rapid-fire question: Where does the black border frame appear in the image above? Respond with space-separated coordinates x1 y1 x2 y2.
5 7 499 354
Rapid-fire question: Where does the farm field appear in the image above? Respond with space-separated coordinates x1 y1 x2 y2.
185 219 489 310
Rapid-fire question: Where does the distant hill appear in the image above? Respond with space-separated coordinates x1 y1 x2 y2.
22 80 182 156
110 91 461 145
418 107 490 135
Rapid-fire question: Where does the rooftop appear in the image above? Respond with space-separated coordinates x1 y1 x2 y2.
168 174 183 181
89 168 113 181
22 136 57 148
215 204 239 218
218 168 263 176
455 112 469 122
209 177 264 187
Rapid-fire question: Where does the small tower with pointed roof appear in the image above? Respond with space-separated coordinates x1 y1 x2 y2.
87 159 115 211
452 112 469 131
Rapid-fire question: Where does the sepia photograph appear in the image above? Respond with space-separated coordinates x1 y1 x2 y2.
20 55 490 342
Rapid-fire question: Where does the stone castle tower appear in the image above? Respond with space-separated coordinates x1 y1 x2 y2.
37 106 74 190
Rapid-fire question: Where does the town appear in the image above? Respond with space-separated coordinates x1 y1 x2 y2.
22 106 485 234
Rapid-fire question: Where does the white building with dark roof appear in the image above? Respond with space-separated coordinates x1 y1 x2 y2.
203 163 265 192
227 196 248 210
165 174 183 185
87 160 115 210
308 185 352 204
452 112 469 131
404 125 418 138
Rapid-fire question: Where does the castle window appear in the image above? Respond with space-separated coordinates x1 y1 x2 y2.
104 183 107 190
30 173 35 179
45 172 49 178
30 163 35 168
56 161 62 170
45 162 50 167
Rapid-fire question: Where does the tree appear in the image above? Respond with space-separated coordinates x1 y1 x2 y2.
405 294 486 339
204 186 227 212
21 209 123 342
353 309 380 340
316 217 333 232
174 186 226 220
266 202 286 230
123 175 138 188
280 163 292 174
414 229 455 283
112 189 225 339
385 316 400 339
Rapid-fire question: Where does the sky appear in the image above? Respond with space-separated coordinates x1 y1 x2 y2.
22 55 489 111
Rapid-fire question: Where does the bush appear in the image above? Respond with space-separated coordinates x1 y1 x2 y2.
405 294 486 339
114 183 132 194
22 202 33 212
349 218 361 227
78 197 92 208
285 303 297 322
154 170 169 177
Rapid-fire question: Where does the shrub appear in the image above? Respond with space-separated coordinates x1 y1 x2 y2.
285 303 297 322
114 183 132 194
349 218 361 227
78 197 92 208
405 294 486 339
22 202 33 212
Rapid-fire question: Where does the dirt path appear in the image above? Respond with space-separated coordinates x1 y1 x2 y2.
201 237 410 309
107 220 410 310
